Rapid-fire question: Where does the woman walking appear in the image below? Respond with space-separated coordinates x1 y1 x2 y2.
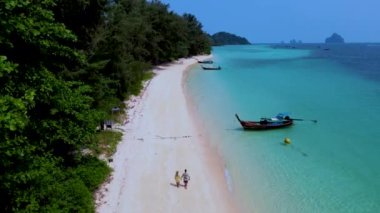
174 171 181 187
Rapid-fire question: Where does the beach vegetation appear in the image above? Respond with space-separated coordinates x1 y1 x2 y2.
0 0 210 212
92 131 123 157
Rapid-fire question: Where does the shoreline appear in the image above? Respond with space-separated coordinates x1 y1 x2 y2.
95 56 238 212
182 57 239 204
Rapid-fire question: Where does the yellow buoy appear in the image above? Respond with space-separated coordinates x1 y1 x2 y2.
284 138 291 144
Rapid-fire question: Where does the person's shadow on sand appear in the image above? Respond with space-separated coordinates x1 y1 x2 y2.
170 183 184 188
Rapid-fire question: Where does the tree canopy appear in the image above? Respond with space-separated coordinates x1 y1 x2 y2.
0 0 210 212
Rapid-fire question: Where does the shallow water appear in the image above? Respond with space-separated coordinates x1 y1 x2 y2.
186 45 380 212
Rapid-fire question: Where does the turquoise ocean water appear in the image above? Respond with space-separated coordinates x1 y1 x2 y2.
186 44 380 212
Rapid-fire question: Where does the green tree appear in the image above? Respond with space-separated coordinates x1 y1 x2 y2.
183 13 211 55
53 0 108 49
145 0 190 63
0 1 103 211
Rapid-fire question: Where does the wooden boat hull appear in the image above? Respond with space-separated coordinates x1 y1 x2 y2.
197 60 213 64
235 114 293 130
201 65 221 70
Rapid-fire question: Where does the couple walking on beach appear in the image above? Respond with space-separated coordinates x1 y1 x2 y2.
175 169 190 189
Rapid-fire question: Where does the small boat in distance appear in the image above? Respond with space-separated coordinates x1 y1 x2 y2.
235 113 293 130
201 65 221 70
197 59 213 64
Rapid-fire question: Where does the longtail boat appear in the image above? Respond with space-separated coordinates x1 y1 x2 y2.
197 59 213 64
235 113 293 130
201 65 221 70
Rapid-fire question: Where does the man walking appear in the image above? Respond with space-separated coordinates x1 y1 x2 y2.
181 169 190 189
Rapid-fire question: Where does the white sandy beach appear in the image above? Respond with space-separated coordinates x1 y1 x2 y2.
95 56 237 213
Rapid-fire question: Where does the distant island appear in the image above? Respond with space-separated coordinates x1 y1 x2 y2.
289 39 302 44
325 33 345 43
210 32 251 46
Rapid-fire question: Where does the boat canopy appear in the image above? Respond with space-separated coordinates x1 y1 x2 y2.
275 113 290 120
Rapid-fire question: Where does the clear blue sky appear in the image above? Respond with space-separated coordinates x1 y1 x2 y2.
160 0 380 43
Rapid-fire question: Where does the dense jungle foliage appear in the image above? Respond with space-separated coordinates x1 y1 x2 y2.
0 0 211 212
210 32 251 46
